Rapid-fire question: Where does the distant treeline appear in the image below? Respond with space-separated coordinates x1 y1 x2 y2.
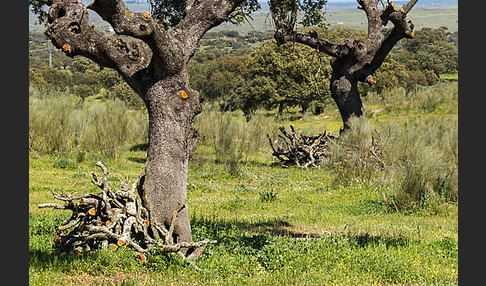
29 25 457 117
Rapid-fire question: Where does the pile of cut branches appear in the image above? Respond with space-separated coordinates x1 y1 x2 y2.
267 125 334 168
38 161 215 265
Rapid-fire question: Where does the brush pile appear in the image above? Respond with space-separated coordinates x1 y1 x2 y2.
38 161 215 263
267 125 334 168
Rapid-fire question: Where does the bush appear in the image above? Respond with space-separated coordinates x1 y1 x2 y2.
29 86 79 154
325 116 383 187
259 189 278 203
75 99 131 159
193 103 276 173
52 158 77 169
323 114 457 210
382 117 458 209
29 86 148 159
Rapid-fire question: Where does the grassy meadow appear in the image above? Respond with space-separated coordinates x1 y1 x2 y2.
29 81 458 285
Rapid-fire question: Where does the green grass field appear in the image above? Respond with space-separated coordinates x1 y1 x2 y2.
29 82 458 285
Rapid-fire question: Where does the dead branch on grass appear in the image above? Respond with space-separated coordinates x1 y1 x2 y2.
267 125 334 168
38 161 216 268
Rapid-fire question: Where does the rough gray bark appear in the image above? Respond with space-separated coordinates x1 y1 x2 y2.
272 0 418 130
43 0 246 244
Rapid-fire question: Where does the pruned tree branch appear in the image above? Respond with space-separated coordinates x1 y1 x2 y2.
275 30 356 60
268 125 334 168
39 162 216 267
87 0 184 75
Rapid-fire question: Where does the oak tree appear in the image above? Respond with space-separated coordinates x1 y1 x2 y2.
30 0 259 245
271 0 418 129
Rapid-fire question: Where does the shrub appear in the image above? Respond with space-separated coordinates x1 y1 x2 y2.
75 99 131 159
323 114 457 210
325 116 383 187
29 86 79 154
29 86 149 159
259 189 278 203
377 116 458 209
52 158 77 169
193 103 276 173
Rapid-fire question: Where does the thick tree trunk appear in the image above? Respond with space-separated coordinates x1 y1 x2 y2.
39 0 249 250
330 60 364 130
138 73 201 244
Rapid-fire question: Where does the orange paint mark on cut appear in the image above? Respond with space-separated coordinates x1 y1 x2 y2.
136 253 147 262
181 90 188 99
143 12 150 18
391 2 397 11
62 44 69 52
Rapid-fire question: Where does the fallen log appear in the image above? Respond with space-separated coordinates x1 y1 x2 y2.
39 161 216 266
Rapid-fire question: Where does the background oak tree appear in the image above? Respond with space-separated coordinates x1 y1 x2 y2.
271 0 419 129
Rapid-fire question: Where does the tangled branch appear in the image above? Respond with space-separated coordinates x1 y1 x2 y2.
267 125 334 168
38 161 216 265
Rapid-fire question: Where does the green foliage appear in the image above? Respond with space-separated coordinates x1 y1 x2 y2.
246 40 330 114
76 99 131 159
259 189 278 203
29 0 49 24
29 87 148 159
193 103 277 173
106 82 145 110
269 0 329 28
400 27 459 75
29 66 71 91
71 58 101 73
52 158 78 169
191 55 249 110
323 82 458 210
325 116 382 187
29 87 79 154
188 25 454 120
148 0 261 28
382 116 458 209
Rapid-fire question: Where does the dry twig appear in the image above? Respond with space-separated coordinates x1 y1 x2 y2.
267 126 334 168
39 161 216 268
